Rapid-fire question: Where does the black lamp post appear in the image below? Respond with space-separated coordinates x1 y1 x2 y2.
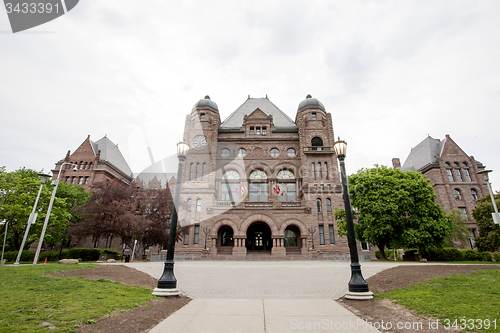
333 138 373 300
203 227 210 250
308 226 316 250
153 141 189 296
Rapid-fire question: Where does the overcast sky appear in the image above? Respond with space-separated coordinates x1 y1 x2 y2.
1 0 499 191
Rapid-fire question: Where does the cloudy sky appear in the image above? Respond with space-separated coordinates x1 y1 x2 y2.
1 0 499 191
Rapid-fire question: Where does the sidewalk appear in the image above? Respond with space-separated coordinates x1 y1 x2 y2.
127 261 399 332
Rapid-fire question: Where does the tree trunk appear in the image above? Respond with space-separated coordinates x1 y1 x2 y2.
378 243 388 260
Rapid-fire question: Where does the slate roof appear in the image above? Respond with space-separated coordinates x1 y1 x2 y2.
220 96 297 130
402 136 443 171
94 136 133 177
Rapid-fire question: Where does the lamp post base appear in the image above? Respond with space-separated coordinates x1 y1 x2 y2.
345 291 374 300
152 288 180 297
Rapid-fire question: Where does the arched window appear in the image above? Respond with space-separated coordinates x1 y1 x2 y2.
79 177 83 185
202 163 206 181
85 177 89 185
187 199 192 212
471 189 478 200
453 162 459 167
316 198 322 212
189 163 194 181
196 163 200 181
249 170 267 180
326 198 332 212
318 162 322 180
223 170 240 180
249 170 268 202
444 162 451 167
78 161 83 169
311 137 323 150
277 170 296 202
89 162 93 170
84 162 88 169
464 169 471 181
222 170 241 201
454 189 462 200
196 199 202 212
455 169 463 182
462 162 468 167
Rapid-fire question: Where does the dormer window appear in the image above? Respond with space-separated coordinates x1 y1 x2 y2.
256 126 261 135
200 113 205 121
262 127 267 135
250 126 254 135
312 113 317 120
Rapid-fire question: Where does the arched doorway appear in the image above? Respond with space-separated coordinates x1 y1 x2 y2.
246 222 273 252
284 225 301 254
217 226 234 254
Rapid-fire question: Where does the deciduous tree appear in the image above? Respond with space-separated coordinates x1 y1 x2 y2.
337 165 452 259
472 192 500 252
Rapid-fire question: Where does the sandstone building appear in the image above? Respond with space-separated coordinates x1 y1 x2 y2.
394 135 490 248
52 135 134 187
175 95 370 258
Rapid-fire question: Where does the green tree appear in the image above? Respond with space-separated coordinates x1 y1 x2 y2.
472 192 500 252
0 167 89 252
443 209 471 248
344 165 452 259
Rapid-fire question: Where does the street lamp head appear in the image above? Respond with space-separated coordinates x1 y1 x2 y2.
333 137 347 158
477 169 492 182
177 141 190 159
38 173 51 184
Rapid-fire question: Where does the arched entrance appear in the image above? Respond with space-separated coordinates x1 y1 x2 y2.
217 226 234 254
284 225 301 254
246 222 273 252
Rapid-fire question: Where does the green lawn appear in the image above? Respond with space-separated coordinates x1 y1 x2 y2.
0 264 155 332
380 269 500 332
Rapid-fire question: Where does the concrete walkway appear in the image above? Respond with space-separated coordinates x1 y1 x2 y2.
127 261 400 332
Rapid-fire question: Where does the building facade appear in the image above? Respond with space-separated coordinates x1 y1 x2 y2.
394 135 490 248
52 135 134 187
175 95 370 258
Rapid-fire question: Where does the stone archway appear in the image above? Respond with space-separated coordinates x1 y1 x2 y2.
246 222 273 253
217 225 234 254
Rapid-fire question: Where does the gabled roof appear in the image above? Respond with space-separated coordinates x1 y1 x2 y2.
94 136 133 177
220 96 297 130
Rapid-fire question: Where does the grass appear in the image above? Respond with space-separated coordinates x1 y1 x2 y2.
0 264 155 332
379 269 500 332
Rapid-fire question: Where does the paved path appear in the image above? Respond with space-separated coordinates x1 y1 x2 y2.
127 261 400 332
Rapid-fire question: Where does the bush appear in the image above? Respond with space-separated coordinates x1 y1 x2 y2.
38 250 61 262
2 250 35 263
423 248 464 261
481 252 493 261
462 249 483 261
493 253 500 262
66 248 102 261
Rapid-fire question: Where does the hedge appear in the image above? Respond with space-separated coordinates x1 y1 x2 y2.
421 248 493 262
2 248 119 263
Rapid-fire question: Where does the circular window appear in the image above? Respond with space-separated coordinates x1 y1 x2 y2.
237 148 247 157
287 148 296 157
221 148 230 158
270 148 280 157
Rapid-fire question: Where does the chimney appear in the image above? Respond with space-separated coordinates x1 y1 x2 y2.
392 158 401 169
